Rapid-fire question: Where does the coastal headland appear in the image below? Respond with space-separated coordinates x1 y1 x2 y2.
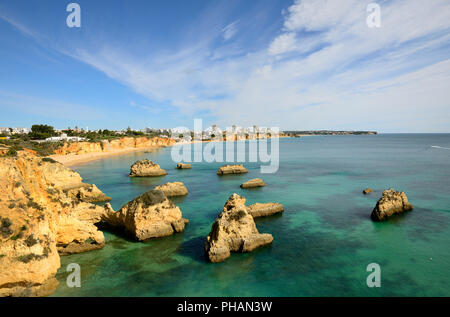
46 131 377 167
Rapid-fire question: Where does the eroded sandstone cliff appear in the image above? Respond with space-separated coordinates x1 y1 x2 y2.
54 136 176 156
0 152 110 296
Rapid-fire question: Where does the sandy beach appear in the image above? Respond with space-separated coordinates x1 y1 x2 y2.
50 136 293 167
50 146 160 167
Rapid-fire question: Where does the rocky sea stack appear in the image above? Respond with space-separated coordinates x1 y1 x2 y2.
217 164 248 175
129 159 167 177
103 189 188 241
176 163 192 169
0 152 111 296
247 203 284 218
154 182 188 197
205 194 273 263
240 178 266 189
371 189 413 221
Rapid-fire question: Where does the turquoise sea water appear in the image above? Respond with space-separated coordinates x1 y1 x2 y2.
52 134 450 297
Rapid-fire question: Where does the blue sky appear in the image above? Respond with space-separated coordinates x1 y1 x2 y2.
0 0 449 132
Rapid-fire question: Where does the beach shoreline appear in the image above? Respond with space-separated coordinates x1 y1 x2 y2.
50 146 162 167
50 136 294 168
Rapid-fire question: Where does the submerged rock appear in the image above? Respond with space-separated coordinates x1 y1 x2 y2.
103 190 188 241
363 188 373 195
371 189 413 221
205 194 273 263
176 163 192 169
129 159 167 177
217 164 248 175
247 203 284 218
154 182 188 197
240 178 266 189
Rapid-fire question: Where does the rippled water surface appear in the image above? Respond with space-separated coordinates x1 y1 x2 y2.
52 134 450 296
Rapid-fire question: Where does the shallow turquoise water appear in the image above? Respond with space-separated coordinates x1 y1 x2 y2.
52 135 450 296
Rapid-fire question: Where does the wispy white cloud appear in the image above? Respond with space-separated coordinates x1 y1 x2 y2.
2 0 450 131
222 20 239 41
268 32 297 55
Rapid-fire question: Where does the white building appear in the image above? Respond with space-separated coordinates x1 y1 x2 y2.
0 127 10 134
45 133 86 142
11 127 31 134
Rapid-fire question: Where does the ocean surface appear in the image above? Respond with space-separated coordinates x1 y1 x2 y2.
52 134 450 297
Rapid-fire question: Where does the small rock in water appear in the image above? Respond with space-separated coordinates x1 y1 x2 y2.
129 159 167 177
217 164 248 175
240 178 266 189
363 188 373 195
176 163 192 169
154 182 188 197
247 203 284 218
371 188 413 221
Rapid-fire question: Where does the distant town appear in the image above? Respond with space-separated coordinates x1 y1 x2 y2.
0 125 378 143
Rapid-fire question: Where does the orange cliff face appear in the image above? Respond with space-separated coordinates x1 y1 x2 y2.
54 136 176 155
0 152 111 296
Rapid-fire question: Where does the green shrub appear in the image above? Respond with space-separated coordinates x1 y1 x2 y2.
10 232 23 240
6 148 17 157
25 235 39 247
16 253 45 263
42 157 57 163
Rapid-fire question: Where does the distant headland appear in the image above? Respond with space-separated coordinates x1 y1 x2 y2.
283 130 378 137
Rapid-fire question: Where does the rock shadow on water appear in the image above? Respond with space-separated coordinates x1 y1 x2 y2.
177 236 209 263
168 195 187 204
96 225 139 243
253 212 284 225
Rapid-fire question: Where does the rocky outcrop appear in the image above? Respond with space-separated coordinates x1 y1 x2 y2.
129 159 167 177
240 178 266 189
176 163 192 169
371 189 413 221
363 188 373 195
66 184 111 203
217 164 248 175
54 136 176 156
0 152 110 296
247 203 284 218
205 194 273 263
103 190 188 241
154 182 188 197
